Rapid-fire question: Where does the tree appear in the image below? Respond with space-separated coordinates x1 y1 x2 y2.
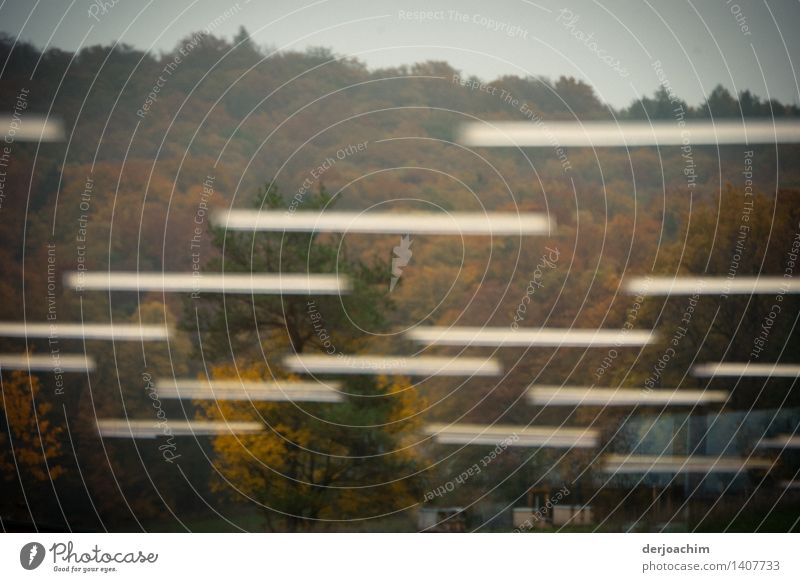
191 185 424 531
0 369 64 483
701 84 740 118
233 26 256 52
623 87 690 120
631 187 800 409
1 368 65 522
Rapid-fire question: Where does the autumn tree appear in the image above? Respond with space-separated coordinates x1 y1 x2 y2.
628 188 800 409
1 369 65 521
191 185 425 531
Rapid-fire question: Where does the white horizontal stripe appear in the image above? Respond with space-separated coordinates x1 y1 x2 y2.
0 354 94 372
603 454 772 474
0 322 170 341
406 327 656 347
694 362 800 378
214 210 552 235
758 435 800 448
283 354 501 376
96 419 263 438
458 120 800 147
156 379 343 402
1 115 64 141
528 386 728 406
625 276 798 295
425 423 598 448
63 272 348 294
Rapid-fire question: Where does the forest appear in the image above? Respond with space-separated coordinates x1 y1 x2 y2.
1 28 798 532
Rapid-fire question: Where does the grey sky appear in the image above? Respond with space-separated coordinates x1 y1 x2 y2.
2 0 798 108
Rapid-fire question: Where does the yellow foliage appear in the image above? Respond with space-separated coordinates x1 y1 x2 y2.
197 363 425 528
0 370 64 482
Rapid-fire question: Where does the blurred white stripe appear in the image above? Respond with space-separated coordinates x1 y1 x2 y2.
215 210 552 235
425 423 598 448
0 354 95 372
694 362 800 378
406 327 656 347
459 120 800 147
528 386 728 406
0 322 170 341
758 435 800 448
603 454 772 473
1 115 64 141
64 272 349 294
625 276 798 295
156 379 343 402
283 354 501 376
96 419 263 438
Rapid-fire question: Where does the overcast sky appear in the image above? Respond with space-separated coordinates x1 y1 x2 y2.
2 0 798 109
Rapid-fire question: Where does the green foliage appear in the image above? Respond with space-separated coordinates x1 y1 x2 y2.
191 184 423 530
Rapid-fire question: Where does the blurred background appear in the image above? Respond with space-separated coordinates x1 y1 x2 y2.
0 0 799 532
